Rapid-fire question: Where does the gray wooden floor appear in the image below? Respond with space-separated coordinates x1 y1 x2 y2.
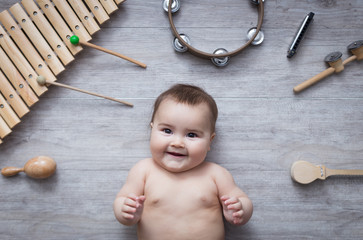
1 0 362 239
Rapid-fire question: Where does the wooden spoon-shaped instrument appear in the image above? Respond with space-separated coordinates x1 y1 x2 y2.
291 160 363 184
1 156 56 179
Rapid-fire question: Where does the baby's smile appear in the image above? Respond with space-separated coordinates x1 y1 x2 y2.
166 151 187 157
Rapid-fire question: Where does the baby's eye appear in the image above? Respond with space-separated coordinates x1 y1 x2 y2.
187 132 197 138
163 128 172 134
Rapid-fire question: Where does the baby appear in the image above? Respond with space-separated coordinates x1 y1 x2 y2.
113 84 253 240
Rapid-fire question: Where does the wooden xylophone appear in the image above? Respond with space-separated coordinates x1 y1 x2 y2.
0 0 125 144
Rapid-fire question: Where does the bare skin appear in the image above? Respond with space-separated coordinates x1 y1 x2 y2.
113 99 253 240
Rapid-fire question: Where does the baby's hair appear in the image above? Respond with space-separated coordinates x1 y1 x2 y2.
151 84 218 132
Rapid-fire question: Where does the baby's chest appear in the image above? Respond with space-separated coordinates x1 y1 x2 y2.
144 176 220 209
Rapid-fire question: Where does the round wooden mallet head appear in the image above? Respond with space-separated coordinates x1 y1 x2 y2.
1 156 57 179
348 40 363 60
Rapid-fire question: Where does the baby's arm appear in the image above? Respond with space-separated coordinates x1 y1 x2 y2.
214 165 253 225
113 159 148 226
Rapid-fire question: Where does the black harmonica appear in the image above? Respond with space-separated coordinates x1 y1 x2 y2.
287 12 315 58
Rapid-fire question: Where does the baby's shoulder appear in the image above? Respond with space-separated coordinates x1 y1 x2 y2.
129 158 153 174
203 162 232 178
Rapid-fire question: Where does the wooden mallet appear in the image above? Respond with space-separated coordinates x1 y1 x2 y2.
1 156 56 179
291 160 363 184
70 35 147 68
36 75 133 107
293 40 363 93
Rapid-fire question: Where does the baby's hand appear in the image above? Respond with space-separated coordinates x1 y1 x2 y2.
121 194 146 222
220 196 244 225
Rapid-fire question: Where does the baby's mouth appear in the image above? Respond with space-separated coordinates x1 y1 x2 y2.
167 151 186 157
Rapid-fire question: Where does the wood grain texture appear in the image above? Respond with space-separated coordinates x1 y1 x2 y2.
0 0 362 239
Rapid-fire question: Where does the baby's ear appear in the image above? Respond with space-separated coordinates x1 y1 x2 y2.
210 133 216 142
150 122 154 128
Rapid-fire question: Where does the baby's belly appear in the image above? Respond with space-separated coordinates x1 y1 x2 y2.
137 206 225 240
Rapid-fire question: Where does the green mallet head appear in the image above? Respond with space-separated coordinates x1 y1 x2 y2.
70 35 80 45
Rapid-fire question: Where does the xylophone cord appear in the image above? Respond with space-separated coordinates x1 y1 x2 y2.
69 35 147 68
36 75 133 107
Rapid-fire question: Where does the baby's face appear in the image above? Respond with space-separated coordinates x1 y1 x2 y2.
150 98 215 173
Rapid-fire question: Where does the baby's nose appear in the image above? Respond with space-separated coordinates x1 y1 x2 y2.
170 136 185 148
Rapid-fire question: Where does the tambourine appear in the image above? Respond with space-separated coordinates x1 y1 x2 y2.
163 0 265 66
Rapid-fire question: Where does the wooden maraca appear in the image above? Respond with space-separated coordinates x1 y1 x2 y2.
1 156 56 179
291 160 363 184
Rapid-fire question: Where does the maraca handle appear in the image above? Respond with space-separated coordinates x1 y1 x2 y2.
1 167 24 177
293 67 335 93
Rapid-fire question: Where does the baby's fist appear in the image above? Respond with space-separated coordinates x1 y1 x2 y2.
121 194 146 221
221 196 244 225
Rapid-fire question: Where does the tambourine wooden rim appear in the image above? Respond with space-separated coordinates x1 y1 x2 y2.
167 0 265 59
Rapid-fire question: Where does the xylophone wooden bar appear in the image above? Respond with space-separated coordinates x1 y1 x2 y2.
67 0 100 35
0 70 29 118
0 46 38 107
21 0 74 66
0 24 47 96
99 0 118 15
84 0 110 24
10 3 65 75
0 10 57 82
0 113 11 139
0 92 21 129
35 0 83 56
52 0 92 42
0 0 128 143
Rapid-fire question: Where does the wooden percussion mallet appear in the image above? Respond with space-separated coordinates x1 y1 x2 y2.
291 160 363 184
36 75 133 107
293 40 363 93
1 156 56 179
69 35 147 68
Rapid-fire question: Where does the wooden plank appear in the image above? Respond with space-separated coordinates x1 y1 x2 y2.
21 0 74 65
114 0 126 5
0 10 57 82
99 0 118 15
0 46 38 107
35 0 83 56
0 113 11 138
0 24 47 96
0 92 20 128
10 3 65 76
84 0 109 24
0 70 29 118
67 0 100 35
52 0 92 42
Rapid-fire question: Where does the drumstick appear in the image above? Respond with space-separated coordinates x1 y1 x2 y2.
69 35 147 68
291 160 363 184
36 75 133 107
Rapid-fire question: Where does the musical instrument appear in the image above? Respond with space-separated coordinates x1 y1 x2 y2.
287 12 314 58
0 0 134 144
164 0 265 67
291 160 363 184
293 40 363 93
1 156 56 179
